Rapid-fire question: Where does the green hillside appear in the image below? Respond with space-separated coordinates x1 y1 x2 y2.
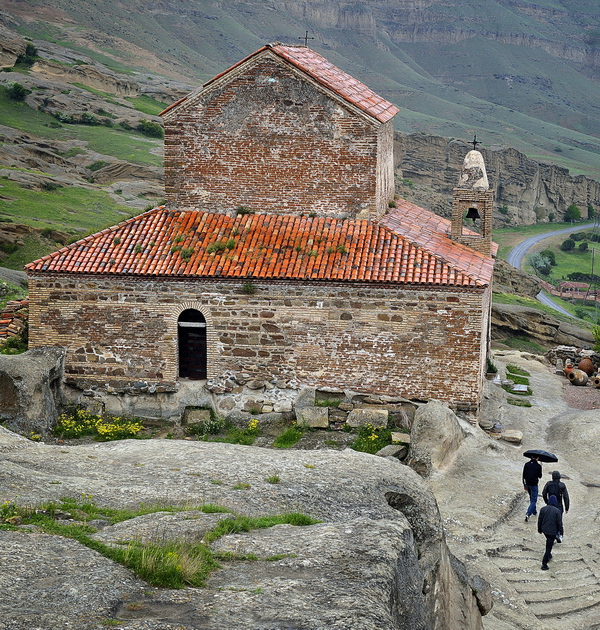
7 0 599 178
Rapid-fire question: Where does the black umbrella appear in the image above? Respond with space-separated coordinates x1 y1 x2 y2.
523 449 558 463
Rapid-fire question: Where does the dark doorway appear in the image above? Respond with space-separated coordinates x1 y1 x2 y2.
178 309 207 379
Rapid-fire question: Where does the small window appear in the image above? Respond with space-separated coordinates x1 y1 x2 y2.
178 309 207 379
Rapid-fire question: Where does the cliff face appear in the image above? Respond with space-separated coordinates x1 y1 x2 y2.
394 133 600 225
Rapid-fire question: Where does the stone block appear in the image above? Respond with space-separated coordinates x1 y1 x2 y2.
346 408 388 428
500 430 523 444
391 431 411 444
184 408 212 425
296 406 329 428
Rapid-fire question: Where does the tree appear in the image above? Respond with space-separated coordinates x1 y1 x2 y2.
528 253 552 276
6 82 29 101
137 119 164 138
578 241 589 252
539 249 556 265
560 238 575 251
16 43 38 67
564 204 581 222
588 204 596 218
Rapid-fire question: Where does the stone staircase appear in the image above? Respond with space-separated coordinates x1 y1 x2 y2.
483 506 600 629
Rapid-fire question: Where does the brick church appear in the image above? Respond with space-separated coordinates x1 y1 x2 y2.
26 43 496 417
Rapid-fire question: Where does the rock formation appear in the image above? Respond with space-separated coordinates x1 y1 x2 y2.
0 424 491 629
394 133 600 225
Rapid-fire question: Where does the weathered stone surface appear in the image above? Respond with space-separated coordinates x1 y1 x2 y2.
391 431 411 444
183 408 211 425
346 408 389 428
0 346 65 434
376 444 408 460
0 432 489 630
407 400 469 477
296 406 329 428
500 429 523 444
492 302 594 349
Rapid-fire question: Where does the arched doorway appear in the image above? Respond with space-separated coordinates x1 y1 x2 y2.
178 309 207 379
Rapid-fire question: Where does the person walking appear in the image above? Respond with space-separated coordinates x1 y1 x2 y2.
542 470 570 514
522 454 542 522
538 495 564 570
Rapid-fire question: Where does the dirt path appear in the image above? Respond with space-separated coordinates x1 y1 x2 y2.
430 351 600 629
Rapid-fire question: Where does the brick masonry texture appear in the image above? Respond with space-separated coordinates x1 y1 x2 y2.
162 53 395 219
27 275 491 409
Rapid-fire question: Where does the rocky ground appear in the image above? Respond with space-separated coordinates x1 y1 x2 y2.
1 351 600 629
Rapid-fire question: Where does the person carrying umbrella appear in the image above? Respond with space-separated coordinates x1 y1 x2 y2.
522 454 542 522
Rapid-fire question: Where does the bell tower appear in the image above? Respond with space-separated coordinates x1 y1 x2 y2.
451 144 494 257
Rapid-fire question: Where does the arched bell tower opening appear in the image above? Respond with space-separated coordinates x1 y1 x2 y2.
178 308 207 379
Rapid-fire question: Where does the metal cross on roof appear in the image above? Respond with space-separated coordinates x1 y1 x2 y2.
299 30 315 46
471 135 481 150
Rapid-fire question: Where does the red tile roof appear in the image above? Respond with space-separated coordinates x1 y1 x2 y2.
26 206 493 288
161 43 399 124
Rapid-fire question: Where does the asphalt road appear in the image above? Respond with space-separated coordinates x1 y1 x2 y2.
505 222 596 319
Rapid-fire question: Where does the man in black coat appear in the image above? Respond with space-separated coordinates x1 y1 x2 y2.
542 470 570 514
538 495 564 570
522 455 542 522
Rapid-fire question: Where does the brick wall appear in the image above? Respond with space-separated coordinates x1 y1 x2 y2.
163 54 394 219
28 274 490 409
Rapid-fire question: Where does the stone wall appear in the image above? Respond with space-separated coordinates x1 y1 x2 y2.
28 274 491 413
163 52 393 219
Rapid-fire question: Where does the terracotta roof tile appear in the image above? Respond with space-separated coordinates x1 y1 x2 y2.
161 44 399 125
26 206 493 288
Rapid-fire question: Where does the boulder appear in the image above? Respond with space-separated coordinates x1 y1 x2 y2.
0 346 65 434
0 436 490 629
346 407 389 428
407 400 468 477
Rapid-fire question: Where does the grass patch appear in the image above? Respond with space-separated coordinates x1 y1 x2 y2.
272 426 304 449
125 95 167 116
0 88 161 166
506 364 531 376
506 398 533 407
0 497 318 588
506 374 530 386
0 280 27 310
314 398 341 408
501 384 532 396
349 423 393 454
197 418 261 446
0 176 135 238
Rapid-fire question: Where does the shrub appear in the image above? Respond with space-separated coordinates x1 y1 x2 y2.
6 82 29 101
578 241 588 252
53 407 144 441
236 206 254 215
498 204 509 215
0 334 28 355
136 119 164 138
16 43 38 66
240 281 256 294
42 181 62 192
592 325 600 352
527 252 552 276
560 238 575 252
206 241 226 254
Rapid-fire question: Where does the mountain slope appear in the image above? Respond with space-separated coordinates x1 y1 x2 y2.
1 0 599 178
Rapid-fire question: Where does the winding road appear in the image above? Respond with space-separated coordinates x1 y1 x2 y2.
504 222 596 319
